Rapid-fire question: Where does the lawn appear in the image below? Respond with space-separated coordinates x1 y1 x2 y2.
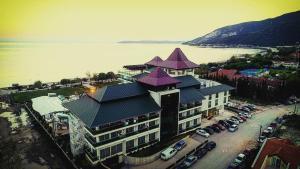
11 87 86 103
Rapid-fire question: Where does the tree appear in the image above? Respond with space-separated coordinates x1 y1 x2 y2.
106 72 116 79
60 79 71 85
33 80 42 88
97 73 107 80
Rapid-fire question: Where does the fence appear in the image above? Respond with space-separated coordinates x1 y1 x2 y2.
24 103 79 169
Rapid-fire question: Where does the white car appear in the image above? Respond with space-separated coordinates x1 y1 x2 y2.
196 129 210 138
234 153 246 164
228 118 239 125
267 127 274 133
229 124 238 132
161 147 177 160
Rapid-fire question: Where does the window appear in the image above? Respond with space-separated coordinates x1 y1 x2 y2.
99 134 109 142
111 143 122 155
149 120 155 127
179 124 183 130
138 136 145 145
186 121 190 128
209 95 212 100
194 119 198 126
216 93 219 98
149 133 156 141
208 101 211 108
100 147 110 159
224 91 228 96
111 131 118 138
223 97 227 103
126 127 134 134
126 140 134 151
215 99 218 106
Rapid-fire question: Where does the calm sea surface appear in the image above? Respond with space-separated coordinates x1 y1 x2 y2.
0 42 261 87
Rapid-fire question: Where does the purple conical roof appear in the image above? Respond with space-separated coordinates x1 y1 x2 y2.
137 67 180 86
160 48 199 70
145 56 163 66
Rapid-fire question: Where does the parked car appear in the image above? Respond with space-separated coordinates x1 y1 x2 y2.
204 141 216 151
214 123 225 130
219 120 230 128
161 147 177 160
239 112 252 118
262 129 271 137
183 155 197 167
231 116 244 123
228 162 240 169
239 116 247 121
234 153 246 164
175 162 187 169
194 147 208 159
196 129 210 138
257 135 267 143
270 122 277 128
204 127 214 135
266 127 274 134
210 125 221 133
247 104 256 110
228 124 238 132
174 140 186 151
225 120 235 126
227 118 239 125
241 106 251 113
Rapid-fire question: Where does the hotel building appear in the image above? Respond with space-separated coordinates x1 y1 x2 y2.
63 48 233 164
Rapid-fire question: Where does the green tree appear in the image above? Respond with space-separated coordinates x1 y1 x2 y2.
33 80 42 88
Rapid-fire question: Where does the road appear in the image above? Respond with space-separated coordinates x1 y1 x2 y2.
190 104 296 169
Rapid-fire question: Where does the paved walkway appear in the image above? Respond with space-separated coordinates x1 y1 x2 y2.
127 137 203 169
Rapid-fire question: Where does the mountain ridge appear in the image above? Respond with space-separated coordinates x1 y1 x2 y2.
184 11 300 47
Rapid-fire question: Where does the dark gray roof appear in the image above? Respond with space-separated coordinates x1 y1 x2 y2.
199 84 234 96
175 75 201 88
132 72 149 79
180 88 205 104
64 95 161 128
88 82 147 103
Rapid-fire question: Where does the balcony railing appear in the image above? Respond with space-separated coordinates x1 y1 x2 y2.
84 149 98 162
179 111 202 121
85 125 159 147
86 114 159 135
180 103 202 111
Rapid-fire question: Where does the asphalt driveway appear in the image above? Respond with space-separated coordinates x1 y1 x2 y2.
190 105 294 169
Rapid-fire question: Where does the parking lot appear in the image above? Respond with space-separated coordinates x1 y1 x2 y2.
190 104 292 169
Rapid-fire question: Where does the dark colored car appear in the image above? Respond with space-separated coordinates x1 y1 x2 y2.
194 147 208 159
226 120 235 126
174 140 186 151
209 125 221 133
205 141 216 151
204 127 214 135
214 123 225 130
219 120 230 128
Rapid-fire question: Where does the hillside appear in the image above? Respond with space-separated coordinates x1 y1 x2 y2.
184 11 300 47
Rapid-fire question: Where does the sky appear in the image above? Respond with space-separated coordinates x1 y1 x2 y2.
1 0 300 42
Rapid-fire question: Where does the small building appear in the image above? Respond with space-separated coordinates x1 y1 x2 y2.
251 138 300 169
31 93 69 136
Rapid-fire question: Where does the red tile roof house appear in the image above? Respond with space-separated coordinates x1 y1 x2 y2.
251 138 300 169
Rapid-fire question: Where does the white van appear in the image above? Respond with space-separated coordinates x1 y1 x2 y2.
160 147 177 160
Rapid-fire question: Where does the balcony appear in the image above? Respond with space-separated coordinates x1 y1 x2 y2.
85 125 159 147
86 113 159 135
179 111 201 121
84 149 98 162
